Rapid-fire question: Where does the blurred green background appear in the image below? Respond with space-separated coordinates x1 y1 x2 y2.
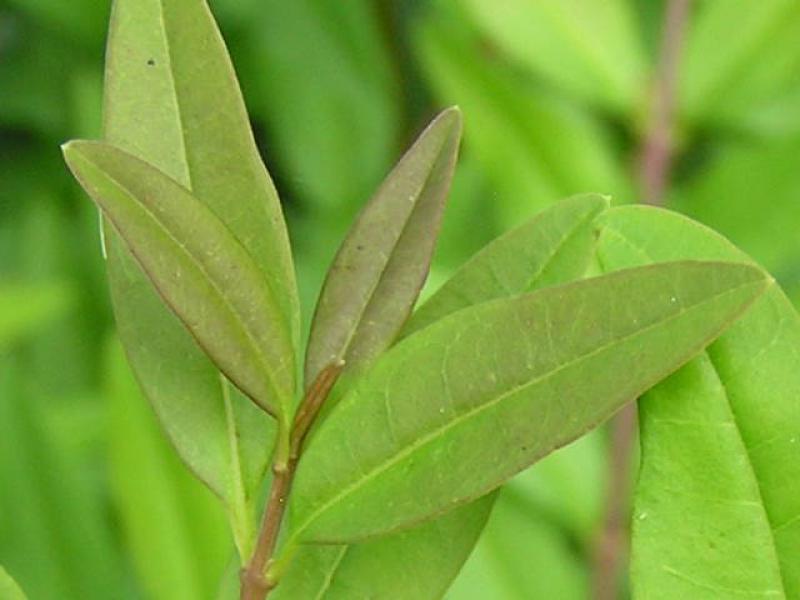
1 0 799 598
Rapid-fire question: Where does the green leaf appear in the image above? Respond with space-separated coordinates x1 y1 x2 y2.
414 5 631 227
0 283 72 349
98 0 294 523
289 261 767 543
274 495 494 600
404 193 609 336
680 0 800 131
106 337 231 600
277 194 607 597
595 206 800 598
457 0 645 113
63 140 294 419
305 108 461 385
0 566 27 600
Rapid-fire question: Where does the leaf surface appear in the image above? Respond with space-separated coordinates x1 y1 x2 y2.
290 261 768 542
305 108 461 385
404 193 608 335
274 496 493 600
278 195 609 597
596 206 800 599
98 0 291 519
63 141 294 419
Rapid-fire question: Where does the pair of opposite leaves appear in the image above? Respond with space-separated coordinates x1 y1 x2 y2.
61 0 795 597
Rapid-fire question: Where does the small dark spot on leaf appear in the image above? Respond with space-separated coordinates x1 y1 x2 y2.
357 245 365 251
147 58 156 66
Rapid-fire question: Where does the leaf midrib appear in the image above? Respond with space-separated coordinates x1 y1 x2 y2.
293 277 761 541
156 1 193 190
522 202 601 291
80 152 287 414
706 349 788 598
600 221 788 595
328 129 452 374
313 545 350 600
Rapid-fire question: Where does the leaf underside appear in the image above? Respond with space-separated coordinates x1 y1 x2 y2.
98 0 296 527
290 260 767 543
279 194 608 597
64 141 294 418
305 107 462 387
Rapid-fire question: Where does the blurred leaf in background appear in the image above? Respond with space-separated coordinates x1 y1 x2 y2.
1 0 799 598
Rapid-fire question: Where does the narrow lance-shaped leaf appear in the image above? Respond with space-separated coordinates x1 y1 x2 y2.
289 261 768 543
99 0 292 520
305 107 462 386
63 141 294 419
404 193 609 336
596 206 800 598
275 195 609 598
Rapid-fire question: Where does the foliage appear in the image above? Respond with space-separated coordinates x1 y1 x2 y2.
2 0 800 598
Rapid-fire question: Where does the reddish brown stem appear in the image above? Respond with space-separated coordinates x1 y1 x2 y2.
639 0 693 207
240 362 344 600
592 404 638 600
593 2 693 598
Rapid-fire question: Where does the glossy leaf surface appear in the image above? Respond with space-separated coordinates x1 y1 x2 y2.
99 0 289 514
305 108 461 386
290 261 767 542
63 141 294 419
596 207 800 599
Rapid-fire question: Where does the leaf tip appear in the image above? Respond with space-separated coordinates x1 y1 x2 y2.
433 106 463 138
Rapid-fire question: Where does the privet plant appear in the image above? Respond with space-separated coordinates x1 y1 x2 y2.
51 1 798 599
